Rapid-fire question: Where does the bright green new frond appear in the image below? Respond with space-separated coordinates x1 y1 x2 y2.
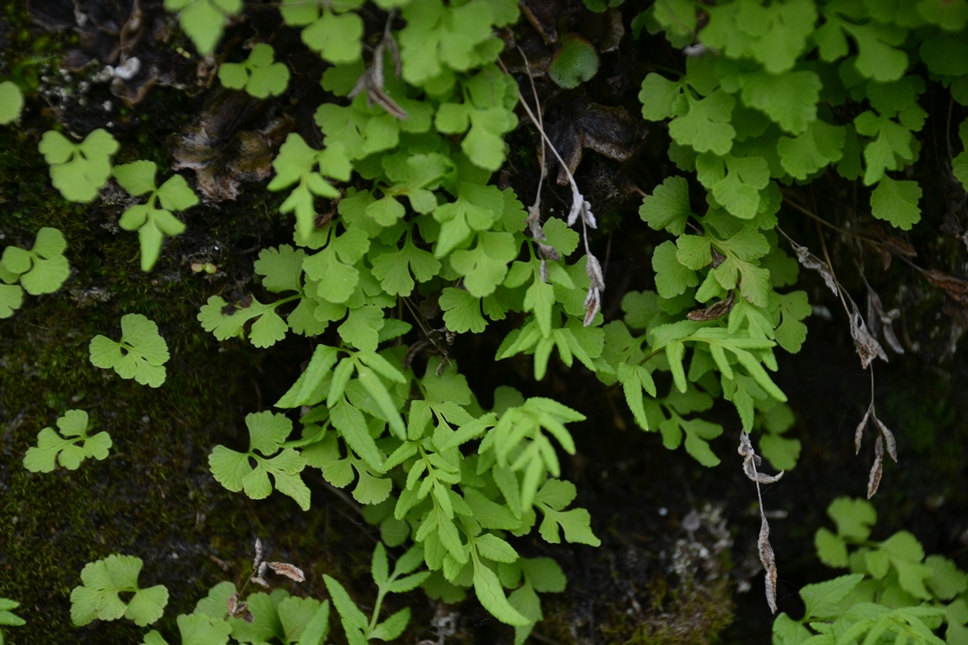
113 161 197 271
208 411 311 510
89 313 170 387
70 554 169 627
197 295 290 348
0 227 70 295
268 134 353 240
39 129 118 203
23 409 112 473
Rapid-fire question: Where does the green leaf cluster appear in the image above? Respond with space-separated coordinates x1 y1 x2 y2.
0 227 70 317
70 554 169 627
775 496 968 643
89 314 170 388
113 161 199 271
23 409 111 473
142 580 330 645
638 0 968 237
38 129 118 203
200 334 587 632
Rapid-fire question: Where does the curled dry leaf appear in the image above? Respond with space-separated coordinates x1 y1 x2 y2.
873 415 898 462
348 35 408 120
567 198 598 229
688 291 735 322
849 302 888 369
759 516 778 614
739 432 781 614
250 576 269 588
583 252 605 326
267 562 305 583
864 284 904 354
923 269 968 303
867 435 884 499
855 402 873 454
789 239 839 296
583 287 601 327
586 253 604 291
253 537 264 570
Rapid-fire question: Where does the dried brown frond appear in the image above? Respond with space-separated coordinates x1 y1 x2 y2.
688 291 735 322
758 516 778 614
500 49 603 327
855 403 873 454
267 562 305 583
253 537 264 570
864 284 904 354
867 435 884 499
787 237 839 296
873 415 898 462
348 13 407 120
738 432 782 614
849 302 888 369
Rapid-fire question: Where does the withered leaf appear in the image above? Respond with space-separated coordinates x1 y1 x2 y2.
739 431 781 613
855 402 873 454
583 287 601 327
924 269 968 304
253 537 263 569
267 562 305 583
226 593 249 618
171 90 293 201
586 252 605 291
865 284 904 354
867 435 884 499
688 292 735 322
547 99 647 186
789 239 839 296
873 415 898 463
349 39 408 120
758 516 778 614
849 302 888 369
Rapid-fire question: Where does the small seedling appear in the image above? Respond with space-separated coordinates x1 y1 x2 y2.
38 129 119 203
218 43 290 98
0 81 24 124
89 313 170 388
23 410 111 473
70 554 168 627
112 160 199 271
0 227 70 296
